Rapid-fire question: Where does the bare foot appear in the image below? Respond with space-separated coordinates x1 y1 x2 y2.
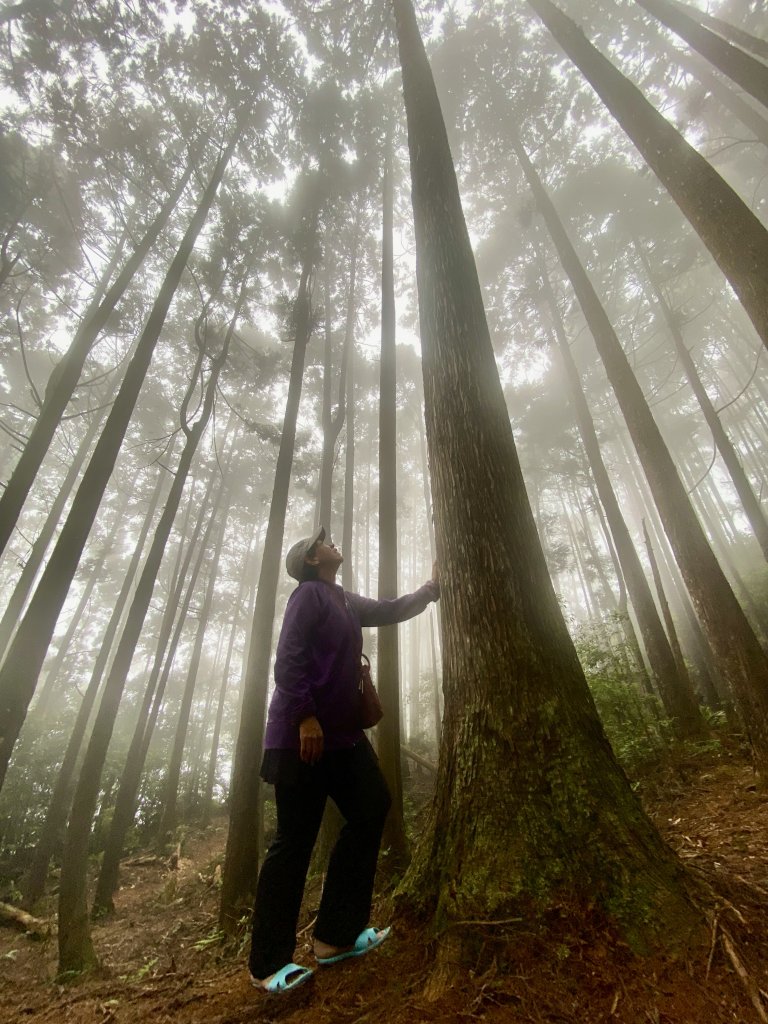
313 938 354 959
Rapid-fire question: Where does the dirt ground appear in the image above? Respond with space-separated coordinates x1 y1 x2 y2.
1 742 767 1024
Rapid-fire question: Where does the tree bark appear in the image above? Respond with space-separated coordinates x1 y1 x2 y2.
533 239 704 734
91 475 220 916
635 242 768 561
392 0 703 973
219 223 318 932
340 265 357 593
0 404 106 661
0 136 235 793
516 139 768 770
528 0 768 355
22 463 167 909
155 489 232 844
635 0 768 107
377 134 409 865
56 275 239 974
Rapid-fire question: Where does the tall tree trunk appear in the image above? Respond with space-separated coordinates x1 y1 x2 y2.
0 161 194 561
318 233 356 532
0 137 235 792
30 492 129 722
635 0 768 106
392 0 702 979
535 243 704 733
377 134 409 865
219 225 318 933
92 474 221 916
515 140 768 768
642 521 690 688
156 489 232 844
56 280 239 973
635 242 768 561
0 405 106 660
22 462 167 909
202 517 259 825
667 0 768 60
677 49 768 148
341 291 357 593
527 0 768 354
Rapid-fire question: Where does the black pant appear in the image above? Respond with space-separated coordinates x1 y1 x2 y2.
248 738 392 980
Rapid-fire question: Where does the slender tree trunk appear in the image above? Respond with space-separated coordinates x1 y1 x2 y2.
202 517 258 825
31 493 129 722
22 463 167 908
318 237 355 533
220 225 318 932
156 490 232 844
528 0 768 354
668 0 768 60
0 405 106 660
392 0 702 978
635 0 768 107
677 50 768 148
516 140 768 768
0 137 235 792
536 247 704 732
642 521 690 687
377 135 409 865
92 479 220 916
636 243 768 560
57 280 239 973
0 161 193 561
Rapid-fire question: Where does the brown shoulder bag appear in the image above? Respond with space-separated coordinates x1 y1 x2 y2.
359 653 383 729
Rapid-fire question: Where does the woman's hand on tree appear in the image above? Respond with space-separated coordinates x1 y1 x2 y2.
299 715 324 764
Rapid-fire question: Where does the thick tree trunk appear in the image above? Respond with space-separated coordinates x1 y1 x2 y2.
377 136 409 865
392 0 702 973
341 306 356 593
635 0 768 106
635 243 768 561
528 0 768 354
535 241 704 733
22 464 167 909
0 161 193 561
56 283 238 973
0 137 234 793
516 140 768 770
219 230 317 932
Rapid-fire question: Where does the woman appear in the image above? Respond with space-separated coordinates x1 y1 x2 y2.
249 525 439 993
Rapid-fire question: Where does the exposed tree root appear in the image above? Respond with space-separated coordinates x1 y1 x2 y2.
0 900 50 935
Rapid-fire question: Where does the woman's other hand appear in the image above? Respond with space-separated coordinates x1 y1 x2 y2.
299 715 324 764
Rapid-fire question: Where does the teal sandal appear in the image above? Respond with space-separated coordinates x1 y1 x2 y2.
251 962 313 993
316 926 391 965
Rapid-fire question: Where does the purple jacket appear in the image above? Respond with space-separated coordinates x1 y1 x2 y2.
264 579 439 751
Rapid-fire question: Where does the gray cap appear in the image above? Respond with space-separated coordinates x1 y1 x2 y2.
285 525 325 581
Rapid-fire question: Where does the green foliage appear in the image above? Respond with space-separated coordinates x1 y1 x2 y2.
574 615 668 773
120 957 158 984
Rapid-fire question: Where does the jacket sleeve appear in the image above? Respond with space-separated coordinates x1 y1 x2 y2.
346 581 439 628
273 585 321 724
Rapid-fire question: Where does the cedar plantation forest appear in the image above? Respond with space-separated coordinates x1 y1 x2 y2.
1 0 768 1021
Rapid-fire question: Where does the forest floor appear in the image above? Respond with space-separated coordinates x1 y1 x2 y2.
1 740 768 1024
